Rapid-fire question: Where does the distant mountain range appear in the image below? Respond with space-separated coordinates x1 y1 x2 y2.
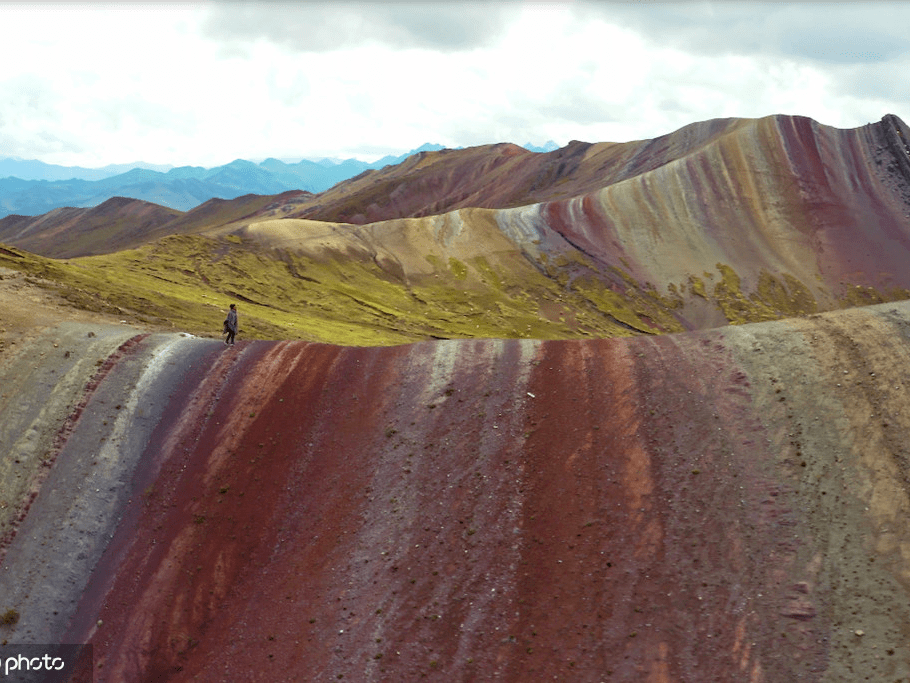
0 141 559 219
0 158 175 181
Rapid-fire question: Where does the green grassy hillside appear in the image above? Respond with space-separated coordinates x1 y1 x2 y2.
0 235 684 345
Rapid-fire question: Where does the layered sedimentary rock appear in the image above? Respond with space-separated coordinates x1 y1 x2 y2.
242 114 910 335
2 300 910 681
3 115 910 345
2 113 910 681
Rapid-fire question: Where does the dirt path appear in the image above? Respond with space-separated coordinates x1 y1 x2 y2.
0 268 160 627
0 267 143 359
0 270 149 568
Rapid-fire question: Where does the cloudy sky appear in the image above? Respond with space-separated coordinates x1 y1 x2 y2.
1 1 908 168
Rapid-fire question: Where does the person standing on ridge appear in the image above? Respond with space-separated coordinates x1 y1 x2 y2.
224 303 238 345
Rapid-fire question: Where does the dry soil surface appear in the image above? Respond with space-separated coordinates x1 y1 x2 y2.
0 268 151 357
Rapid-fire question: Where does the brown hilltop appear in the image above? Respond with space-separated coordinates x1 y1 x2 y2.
0 191 314 259
287 118 743 224
2 113 910 345
3 114 907 269
147 190 313 240
1 112 909 350
0 196 181 258
0 116 753 257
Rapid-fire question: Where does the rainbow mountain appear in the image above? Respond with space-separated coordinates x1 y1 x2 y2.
0 113 909 681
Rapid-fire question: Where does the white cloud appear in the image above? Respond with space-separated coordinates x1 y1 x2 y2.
200 1 514 53
576 1 910 64
0 1 906 167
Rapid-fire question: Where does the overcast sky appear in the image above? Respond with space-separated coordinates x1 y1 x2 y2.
1 1 908 168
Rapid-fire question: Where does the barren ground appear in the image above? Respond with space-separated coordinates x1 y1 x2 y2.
2 266 910 681
0 267 151 356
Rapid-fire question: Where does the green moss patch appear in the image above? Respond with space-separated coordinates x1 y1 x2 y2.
0 235 695 344
5 238 903 346
711 263 818 325
839 283 910 309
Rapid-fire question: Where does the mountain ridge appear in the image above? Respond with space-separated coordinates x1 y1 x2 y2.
2 112 910 681
1 113 909 348
0 115 769 258
2 302 910 680
0 157 174 182
0 143 445 218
